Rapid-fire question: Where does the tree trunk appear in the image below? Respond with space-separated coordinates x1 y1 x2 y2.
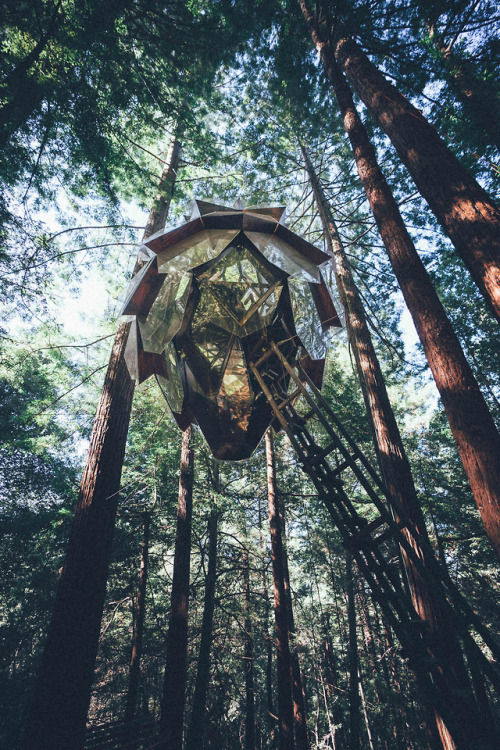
302 144 478 743
333 34 500 324
281 505 309 750
159 425 194 750
123 512 151 725
321 625 347 750
301 139 500 746
258 491 277 743
185 508 218 750
243 547 256 750
21 137 180 750
266 430 295 750
345 550 361 750
298 3 500 567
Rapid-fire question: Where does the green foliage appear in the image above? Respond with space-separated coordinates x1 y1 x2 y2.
1 1 500 746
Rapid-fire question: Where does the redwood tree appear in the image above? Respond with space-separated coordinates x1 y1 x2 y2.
333 33 500 324
301 143 491 746
159 425 194 750
185 508 219 750
266 430 294 750
21 137 181 750
243 547 256 750
281 503 309 750
123 511 151 725
298 0 500 569
345 551 361 750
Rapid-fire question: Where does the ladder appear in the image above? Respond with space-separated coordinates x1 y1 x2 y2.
250 339 500 740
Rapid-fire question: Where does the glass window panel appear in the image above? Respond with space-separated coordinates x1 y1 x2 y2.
288 278 332 359
218 341 253 430
191 323 234 381
156 341 184 413
245 232 320 282
139 272 192 353
321 264 346 329
194 286 237 335
196 244 283 336
156 230 239 273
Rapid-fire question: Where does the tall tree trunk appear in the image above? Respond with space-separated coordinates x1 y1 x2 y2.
321 625 347 750
123 511 151 725
258 492 277 744
298 2 500 567
243 547 256 750
345 550 361 750
301 144 494 746
281 506 309 750
159 425 194 750
21 137 181 750
185 508 218 750
266 430 295 750
358 668 375 750
333 34 500 324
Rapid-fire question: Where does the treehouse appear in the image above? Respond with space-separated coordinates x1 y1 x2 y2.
122 201 343 460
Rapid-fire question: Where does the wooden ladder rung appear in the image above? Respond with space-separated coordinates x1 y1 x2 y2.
344 515 387 550
329 457 352 477
301 442 337 468
276 389 302 410
253 350 273 368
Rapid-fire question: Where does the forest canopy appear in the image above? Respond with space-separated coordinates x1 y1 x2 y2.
1 1 499 749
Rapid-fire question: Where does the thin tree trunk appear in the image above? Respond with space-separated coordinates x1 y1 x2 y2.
123 512 151 725
266 430 294 750
345 550 361 750
321 621 347 750
358 668 375 750
299 2 500 567
358 584 403 750
302 140 499 746
281 507 309 750
258 491 277 744
21 137 180 750
185 508 218 750
159 425 194 750
333 34 500 324
243 547 256 750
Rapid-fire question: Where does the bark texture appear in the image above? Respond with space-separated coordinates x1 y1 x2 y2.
334 34 500 323
21 138 181 750
266 430 294 750
159 426 194 750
